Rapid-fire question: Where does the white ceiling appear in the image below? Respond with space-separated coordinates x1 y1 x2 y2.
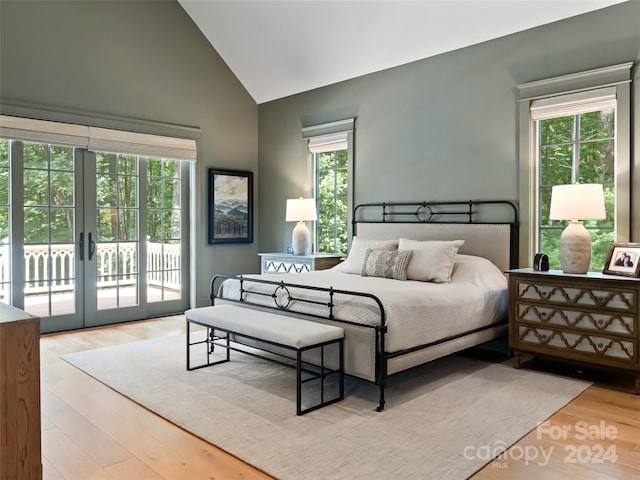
179 0 626 104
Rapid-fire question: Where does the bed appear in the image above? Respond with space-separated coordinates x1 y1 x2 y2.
210 200 519 411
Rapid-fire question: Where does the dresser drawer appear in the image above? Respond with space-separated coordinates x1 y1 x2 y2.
517 325 636 364
516 302 636 337
508 270 640 388
515 279 637 312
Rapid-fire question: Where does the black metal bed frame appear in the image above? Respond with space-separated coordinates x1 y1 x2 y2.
210 200 519 412
352 200 519 268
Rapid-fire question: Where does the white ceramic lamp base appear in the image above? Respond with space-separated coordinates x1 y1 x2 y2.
291 222 311 255
559 220 592 274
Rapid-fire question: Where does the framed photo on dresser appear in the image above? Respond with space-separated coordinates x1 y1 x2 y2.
603 242 640 277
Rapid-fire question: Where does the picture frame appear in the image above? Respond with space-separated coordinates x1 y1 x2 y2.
208 168 253 244
603 242 640 277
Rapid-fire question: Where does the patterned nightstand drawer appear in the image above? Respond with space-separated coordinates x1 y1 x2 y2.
515 280 637 312
508 269 640 392
516 302 636 337
262 259 311 274
518 326 636 363
258 253 343 274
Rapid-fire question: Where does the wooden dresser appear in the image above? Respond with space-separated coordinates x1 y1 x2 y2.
508 268 640 392
0 304 42 480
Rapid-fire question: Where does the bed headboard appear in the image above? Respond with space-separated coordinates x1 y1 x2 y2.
352 200 519 272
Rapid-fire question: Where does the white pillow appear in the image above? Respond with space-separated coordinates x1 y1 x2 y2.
398 238 465 283
342 237 398 274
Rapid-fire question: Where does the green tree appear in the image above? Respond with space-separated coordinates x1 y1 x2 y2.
316 150 348 254
0 140 9 241
538 109 615 270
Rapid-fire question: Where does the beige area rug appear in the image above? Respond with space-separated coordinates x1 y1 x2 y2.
62 334 590 480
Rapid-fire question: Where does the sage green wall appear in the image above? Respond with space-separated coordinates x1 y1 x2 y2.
258 2 640 254
0 0 259 308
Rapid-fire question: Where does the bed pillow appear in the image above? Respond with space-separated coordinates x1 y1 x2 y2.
361 249 413 281
398 238 465 283
342 237 399 274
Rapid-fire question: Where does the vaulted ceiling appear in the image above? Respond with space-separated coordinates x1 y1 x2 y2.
179 0 626 104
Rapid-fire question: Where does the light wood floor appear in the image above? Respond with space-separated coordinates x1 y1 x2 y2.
40 316 640 480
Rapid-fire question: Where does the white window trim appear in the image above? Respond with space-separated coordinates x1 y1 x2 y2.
516 63 632 268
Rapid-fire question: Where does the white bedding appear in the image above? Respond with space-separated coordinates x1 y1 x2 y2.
219 254 508 353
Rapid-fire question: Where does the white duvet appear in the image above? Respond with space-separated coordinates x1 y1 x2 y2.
219 254 508 353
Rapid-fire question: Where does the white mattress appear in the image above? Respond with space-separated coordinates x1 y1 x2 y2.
219 254 508 353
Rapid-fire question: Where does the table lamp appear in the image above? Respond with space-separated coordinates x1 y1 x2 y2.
549 183 606 274
286 198 317 255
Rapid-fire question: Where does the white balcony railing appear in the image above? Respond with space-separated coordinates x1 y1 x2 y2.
0 241 181 297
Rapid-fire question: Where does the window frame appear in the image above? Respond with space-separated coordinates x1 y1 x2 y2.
516 63 632 268
302 119 354 255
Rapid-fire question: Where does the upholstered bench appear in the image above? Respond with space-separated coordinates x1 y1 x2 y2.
185 304 345 415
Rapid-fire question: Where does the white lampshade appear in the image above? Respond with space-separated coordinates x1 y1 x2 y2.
549 183 605 274
286 198 317 255
286 198 318 222
549 183 606 221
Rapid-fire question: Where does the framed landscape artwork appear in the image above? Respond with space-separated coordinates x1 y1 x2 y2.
208 168 253 244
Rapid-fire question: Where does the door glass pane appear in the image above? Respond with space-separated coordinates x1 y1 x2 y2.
146 157 182 303
95 152 140 310
0 139 11 304
23 142 75 317
0 140 9 304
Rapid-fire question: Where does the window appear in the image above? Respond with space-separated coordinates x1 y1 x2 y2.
315 148 348 254
516 63 632 269
302 119 354 255
534 89 616 270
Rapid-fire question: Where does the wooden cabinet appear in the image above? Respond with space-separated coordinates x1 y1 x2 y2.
508 268 640 392
258 253 343 274
0 304 42 480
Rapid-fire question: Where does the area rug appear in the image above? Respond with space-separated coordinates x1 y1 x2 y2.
62 335 590 480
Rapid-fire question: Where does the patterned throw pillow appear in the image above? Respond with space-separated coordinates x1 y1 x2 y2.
361 248 413 281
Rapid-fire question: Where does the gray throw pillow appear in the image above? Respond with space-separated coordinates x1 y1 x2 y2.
361 249 413 281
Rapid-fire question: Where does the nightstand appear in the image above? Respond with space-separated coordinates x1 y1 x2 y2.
508 268 640 393
258 253 343 274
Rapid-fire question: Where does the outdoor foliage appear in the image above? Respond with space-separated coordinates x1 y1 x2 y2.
0 140 181 246
22 142 75 244
146 157 181 243
316 150 348 254
538 109 615 271
0 140 9 241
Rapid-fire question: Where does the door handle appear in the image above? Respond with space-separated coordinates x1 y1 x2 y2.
79 232 84 261
88 232 96 261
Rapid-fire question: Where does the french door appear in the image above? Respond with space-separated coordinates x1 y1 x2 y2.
2 139 189 333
